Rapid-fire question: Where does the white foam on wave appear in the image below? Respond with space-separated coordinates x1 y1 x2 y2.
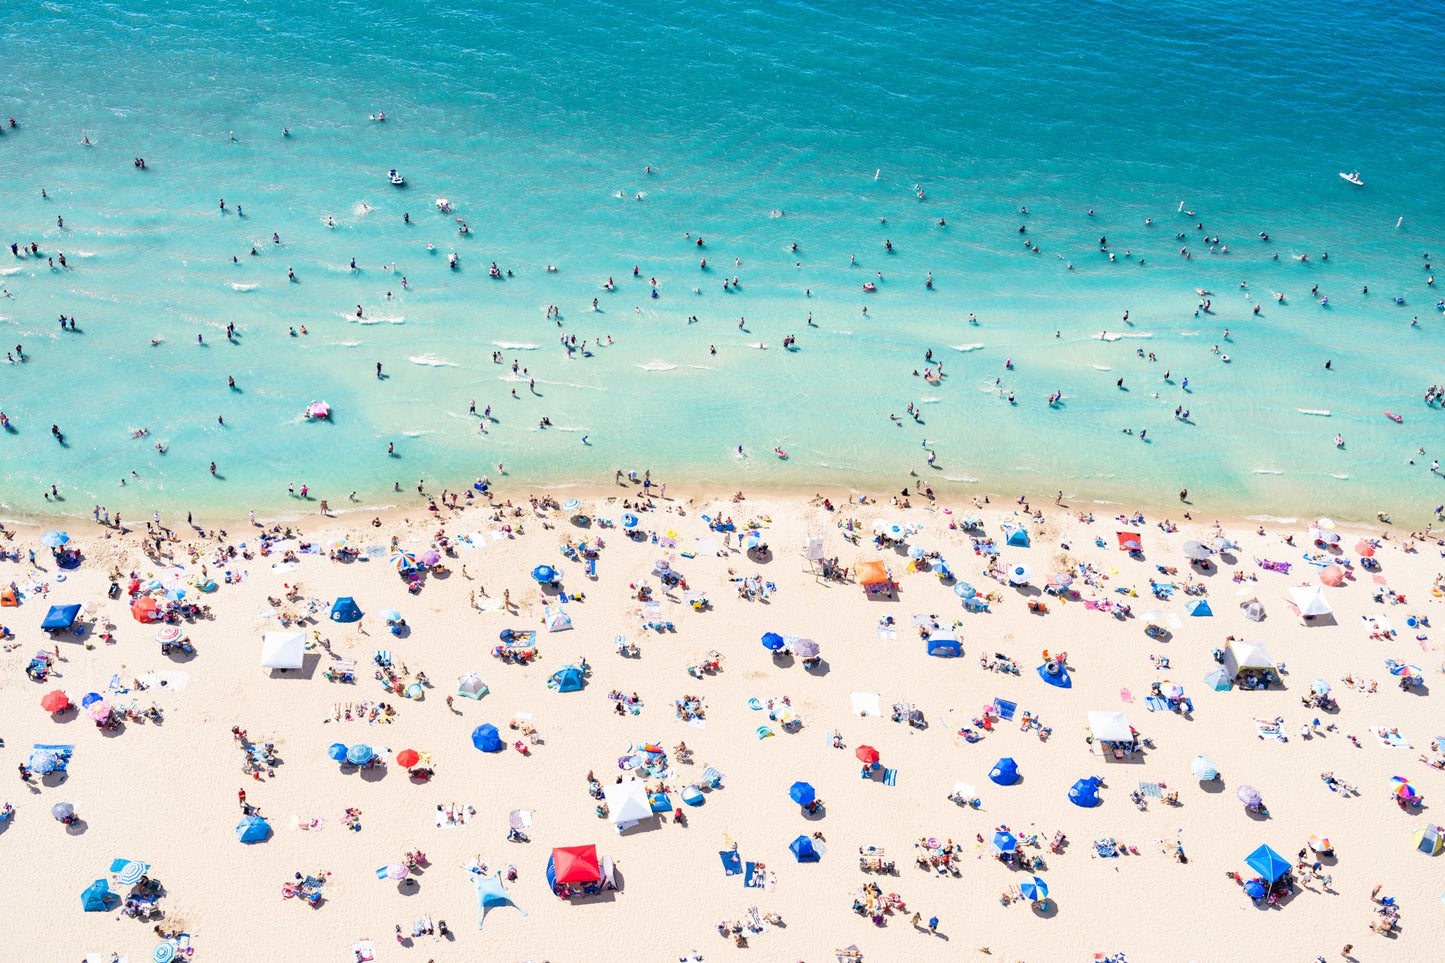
1252 468 1285 475
493 341 540 350
1092 364 1112 371
952 343 984 352
1329 473 1349 480
748 342 767 349
943 474 979 483
409 354 458 367
328 340 362 348
687 364 715 371
919 397 942 404
228 282 258 291
352 202 375 216
637 361 678 372
0 267 22 276
1094 331 1152 341
1296 408 1332 416
1246 514 1299 524
349 315 405 325
402 429 435 438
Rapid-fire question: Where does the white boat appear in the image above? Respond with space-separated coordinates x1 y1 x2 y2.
1339 171 1363 186
388 169 406 186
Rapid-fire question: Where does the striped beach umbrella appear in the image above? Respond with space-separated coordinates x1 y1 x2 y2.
346 744 374 765
390 552 419 571
384 862 410 880
116 860 149 885
151 942 176 963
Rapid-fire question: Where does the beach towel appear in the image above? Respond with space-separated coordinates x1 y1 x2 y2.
1144 697 1169 712
882 768 898 786
436 804 471 828
1372 726 1411 749
508 809 532 832
1138 781 1163 797
850 692 882 717
1253 718 1287 742
993 698 1017 720
744 862 764 887
719 849 743 875
1093 838 1119 858
1361 613 1395 636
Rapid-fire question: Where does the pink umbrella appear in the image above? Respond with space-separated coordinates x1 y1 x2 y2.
1320 566 1345 587
1355 542 1375 558
87 701 113 722
384 862 410 880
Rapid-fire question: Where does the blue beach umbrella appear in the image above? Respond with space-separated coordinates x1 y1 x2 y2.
991 830 1018 855
27 749 60 774
41 531 70 548
563 499 581 511
380 609 402 623
1243 878 1268 900
761 632 786 651
345 744 374 765
1019 876 1049 901
907 544 927 559
953 582 976 599
81 692 104 708
327 743 349 762
622 513 639 528
789 781 816 806
152 941 177 963
531 564 558 584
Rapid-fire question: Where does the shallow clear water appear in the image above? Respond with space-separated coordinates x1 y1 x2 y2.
2 0 1443 520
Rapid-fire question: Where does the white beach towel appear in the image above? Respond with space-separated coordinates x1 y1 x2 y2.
1372 725 1411 749
436 804 472 828
851 692 882 717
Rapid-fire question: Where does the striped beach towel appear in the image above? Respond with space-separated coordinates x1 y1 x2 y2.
882 768 898 786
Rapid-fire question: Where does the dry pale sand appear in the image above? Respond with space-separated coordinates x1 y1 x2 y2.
2 487 1444 963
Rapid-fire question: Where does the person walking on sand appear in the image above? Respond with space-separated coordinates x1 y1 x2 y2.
910 912 921 928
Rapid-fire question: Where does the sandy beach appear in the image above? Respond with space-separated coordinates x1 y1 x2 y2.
3 481 1443 963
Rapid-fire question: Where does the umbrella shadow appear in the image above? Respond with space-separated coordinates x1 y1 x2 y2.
1198 778 1225 794
398 878 420 896
1031 900 1058 919
64 817 89 835
359 765 389 784
805 659 830 677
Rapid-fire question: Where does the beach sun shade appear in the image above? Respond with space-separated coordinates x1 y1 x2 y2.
855 560 890 588
927 631 962 658
81 691 104 708
531 564 559 584
761 632 786 651
855 745 880 765
1191 756 1219 780
621 512 638 528
1236 785 1262 806
793 638 820 658
1007 563 1031 586
1356 541 1376 557
457 671 488 699
51 801 74 820
390 551 419 572
152 941 177 963
327 743 349 762
1182 540 1211 561
346 744 374 765
544 605 573 632
991 829 1018 854
40 690 70 712
40 530 70 548
550 844 601 884
475 871 526 928
953 581 977 599
1320 565 1345 587
1245 844 1291 882
1203 666 1232 690
330 596 362 622
989 757 1020 786
419 549 441 566
380 608 403 623
1116 531 1143 552
81 879 115 912
384 862 410 880
1019 876 1049 900
1004 526 1030 547
1185 599 1212 617
1310 679 1332 695
603 779 654 826
1244 878 1268 900
1241 600 1266 621
87 702 113 722
907 543 927 559
396 749 420 768
472 724 504 753
236 814 271 843
27 749 60 774
155 625 182 643
550 664 585 692
42 603 82 630
789 781 816 806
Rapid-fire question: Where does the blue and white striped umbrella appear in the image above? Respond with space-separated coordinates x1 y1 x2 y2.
41 530 70 548
152 941 177 963
346 744 374 765
116 860 149 885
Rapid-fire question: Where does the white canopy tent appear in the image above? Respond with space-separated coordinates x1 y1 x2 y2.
1290 586 1334 618
602 778 654 831
260 631 305 670
1087 710 1134 743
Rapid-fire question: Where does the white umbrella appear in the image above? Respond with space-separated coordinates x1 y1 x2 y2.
1007 563 1031 586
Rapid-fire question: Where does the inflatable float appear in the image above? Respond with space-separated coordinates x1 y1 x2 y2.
1385 411 1402 423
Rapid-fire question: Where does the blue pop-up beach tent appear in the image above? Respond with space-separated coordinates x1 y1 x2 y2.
1068 776 1102 807
926 631 961 658
1244 844 1291 882
1037 661 1072 688
42 604 82 630
330 596 362 622
550 665 585 692
236 815 271 844
989 757 1020 786
472 724 504 753
789 835 820 862
81 879 117 912
1186 599 1213 617
1004 526 1030 547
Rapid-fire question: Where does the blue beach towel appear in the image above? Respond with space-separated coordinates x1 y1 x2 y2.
719 849 742 876
882 768 898 786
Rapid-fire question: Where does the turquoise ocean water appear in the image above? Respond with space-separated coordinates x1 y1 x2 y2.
2 0 1444 521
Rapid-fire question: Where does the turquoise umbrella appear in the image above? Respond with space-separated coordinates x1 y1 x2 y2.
346 744 374 765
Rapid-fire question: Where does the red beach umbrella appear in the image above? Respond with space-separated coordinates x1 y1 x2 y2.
41 690 71 713
396 749 420 768
1355 542 1375 557
1320 566 1345 587
855 745 880 766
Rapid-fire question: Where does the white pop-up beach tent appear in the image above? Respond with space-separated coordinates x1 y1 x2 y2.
1087 710 1134 743
1290 585 1334 619
602 779 654 832
260 631 305 670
